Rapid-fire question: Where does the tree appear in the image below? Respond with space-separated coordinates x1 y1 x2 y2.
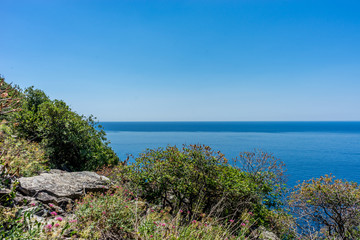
234 150 287 209
13 87 119 171
289 174 360 239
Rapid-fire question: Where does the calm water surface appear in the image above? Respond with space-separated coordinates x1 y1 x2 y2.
102 122 360 187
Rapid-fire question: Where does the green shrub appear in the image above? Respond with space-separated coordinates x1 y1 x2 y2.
127 144 286 231
12 87 119 171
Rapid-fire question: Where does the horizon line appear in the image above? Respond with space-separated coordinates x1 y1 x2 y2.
99 120 360 122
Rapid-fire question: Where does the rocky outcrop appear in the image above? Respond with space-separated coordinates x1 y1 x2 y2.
0 169 111 237
17 169 110 206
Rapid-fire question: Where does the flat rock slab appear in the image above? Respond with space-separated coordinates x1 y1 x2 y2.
18 169 110 201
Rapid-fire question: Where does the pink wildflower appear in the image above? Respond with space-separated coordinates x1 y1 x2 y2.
229 219 234 223
248 212 253 215
50 211 57 216
241 222 246 227
45 224 52 230
56 217 63 221
179 209 183 213
69 219 77 223
30 203 36 207
54 223 60 227
125 205 128 208
49 203 54 207
102 211 106 214
150 235 153 238
192 220 197 224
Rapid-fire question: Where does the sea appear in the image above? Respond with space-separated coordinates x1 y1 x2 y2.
101 122 360 188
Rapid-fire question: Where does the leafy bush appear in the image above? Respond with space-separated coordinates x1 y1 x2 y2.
127 144 287 233
129 145 234 214
12 87 119 171
289 174 360 239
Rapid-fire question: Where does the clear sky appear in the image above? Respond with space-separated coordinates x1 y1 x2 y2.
1 0 359 121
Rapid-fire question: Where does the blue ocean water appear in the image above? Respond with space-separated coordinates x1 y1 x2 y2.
101 122 360 187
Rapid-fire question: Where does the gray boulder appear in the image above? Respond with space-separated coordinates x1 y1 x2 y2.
17 169 110 205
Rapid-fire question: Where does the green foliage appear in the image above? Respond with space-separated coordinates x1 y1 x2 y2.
129 145 232 214
137 210 256 240
13 87 119 171
73 186 261 240
74 186 142 239
0 124 48 207
0 125 49 178
0 207 41 239
97 162 130 186
12 87 48 141
127 144 286 233
234 150 287 209
0 205 72 239
289 174 360 239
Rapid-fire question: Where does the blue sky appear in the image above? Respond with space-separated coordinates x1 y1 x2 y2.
1 0 359 121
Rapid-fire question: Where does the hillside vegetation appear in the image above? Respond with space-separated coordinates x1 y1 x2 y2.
1 77 360 240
